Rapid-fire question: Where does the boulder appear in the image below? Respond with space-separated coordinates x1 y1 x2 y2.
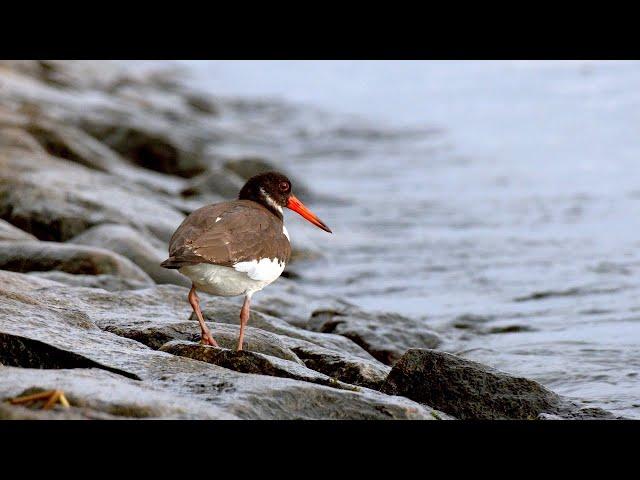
288 341 391 390
381 349 617 420
181 167 245 199
0 219 37 241
0 271 440 420
105 321 302 363
0 152 185 242
28 271 152 291
0 367 236 420
0 240 152 283
69 224 190 287
0 61 215 178
100 316 389 389
160 341 358 391
308 306 442 365
23 118 186 195
199 301 377 361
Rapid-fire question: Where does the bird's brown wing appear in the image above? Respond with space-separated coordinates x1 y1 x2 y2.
161 200 291 269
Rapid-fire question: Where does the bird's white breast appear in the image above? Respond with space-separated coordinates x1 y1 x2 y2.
180 258 285 297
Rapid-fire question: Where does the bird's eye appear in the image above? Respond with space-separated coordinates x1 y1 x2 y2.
279 181 290 192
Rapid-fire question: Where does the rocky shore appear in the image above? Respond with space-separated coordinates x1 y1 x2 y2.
0 61 618 419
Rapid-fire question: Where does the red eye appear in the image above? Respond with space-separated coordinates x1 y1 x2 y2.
279 181 290 192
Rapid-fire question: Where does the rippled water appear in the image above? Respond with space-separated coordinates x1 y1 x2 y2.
182 60 640 418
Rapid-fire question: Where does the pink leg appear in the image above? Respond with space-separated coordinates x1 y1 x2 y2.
188 284 218 347
236 294 252 351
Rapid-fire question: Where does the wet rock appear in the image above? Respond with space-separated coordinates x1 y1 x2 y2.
69 224 190 287
160 341 357 391
223 157 279 180
83 122 207 178
0 124 47 154
0 271 438 419
28 271 152 291
0 219 37 241
101 316 388 389
381 349 617 420
184 92 218 115
23 118 186 195
288 341 391 390
0 367 236 420
106 321 302 363
199 301 377 361
1 61 215 179
181 167 245 198
309 306 442 365
0 240 152 283
0 153 185 242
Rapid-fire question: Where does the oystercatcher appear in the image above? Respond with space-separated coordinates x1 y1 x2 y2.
161 171 332 351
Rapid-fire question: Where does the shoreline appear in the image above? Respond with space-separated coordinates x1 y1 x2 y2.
0 61 622 419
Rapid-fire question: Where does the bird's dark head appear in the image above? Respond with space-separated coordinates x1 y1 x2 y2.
239 171 332 233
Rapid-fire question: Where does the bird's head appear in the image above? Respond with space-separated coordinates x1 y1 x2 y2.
239 171 332 233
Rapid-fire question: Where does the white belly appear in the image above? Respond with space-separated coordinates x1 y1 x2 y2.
180 258 285 297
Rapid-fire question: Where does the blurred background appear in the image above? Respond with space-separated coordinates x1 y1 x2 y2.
1 60 638 417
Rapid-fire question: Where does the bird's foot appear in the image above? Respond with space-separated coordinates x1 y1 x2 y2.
9 389 70 410
200 332 219 347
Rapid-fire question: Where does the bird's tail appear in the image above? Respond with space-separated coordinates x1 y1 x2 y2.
160 257 183 269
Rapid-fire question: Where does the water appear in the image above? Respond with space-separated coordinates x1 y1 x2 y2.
181 60 640 418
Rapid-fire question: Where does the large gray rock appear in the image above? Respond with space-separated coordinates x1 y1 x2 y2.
382 349 618 420
23 117 186 195
0 240 152 283
181 167 245 199
28 271 152 291
160 341 358 392
102 316 389 389
0 152 185 242
309 306 442 365
69 224 190 287
0 271 440 420
0 61 215 179
287 341 391 390
0 367 236 420
105 320 302 363
0 219 37 241
199 301 378 361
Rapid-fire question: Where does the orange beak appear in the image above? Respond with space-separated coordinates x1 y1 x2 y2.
286 194 332 233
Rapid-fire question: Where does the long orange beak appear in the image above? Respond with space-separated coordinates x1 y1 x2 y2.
286 194 332 233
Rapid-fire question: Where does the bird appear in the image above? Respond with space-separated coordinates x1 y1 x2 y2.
161 171 332 351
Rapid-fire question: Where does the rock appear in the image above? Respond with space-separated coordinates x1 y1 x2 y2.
0 367 236 420
69 224 190 287
0 240 152 283
308 306 442 365
100 315 389 389
28 271 152 291
381 349 617 420
0 124 48 154
288 341 391 390
83 121 208 178
0 152 185 242
23 117 186 195
160 341 357 391
181 167 245 198
0 61 215 179
183 93 218 115
0 271 439 419
105 321 302 363
199 301 378 361
0 219 37 241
